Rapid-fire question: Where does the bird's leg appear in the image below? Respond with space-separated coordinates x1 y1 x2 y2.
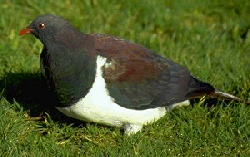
123 123 143 135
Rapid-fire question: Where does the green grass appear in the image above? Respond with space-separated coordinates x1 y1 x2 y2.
1 0 250 156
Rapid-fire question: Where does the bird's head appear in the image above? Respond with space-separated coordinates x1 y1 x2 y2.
20 14 73 45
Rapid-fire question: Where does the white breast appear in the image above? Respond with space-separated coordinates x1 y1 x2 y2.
56 55 168 133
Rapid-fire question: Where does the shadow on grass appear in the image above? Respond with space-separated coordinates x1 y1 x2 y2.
0 72 87 127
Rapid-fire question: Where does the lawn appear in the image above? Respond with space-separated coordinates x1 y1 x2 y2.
0 0 250 156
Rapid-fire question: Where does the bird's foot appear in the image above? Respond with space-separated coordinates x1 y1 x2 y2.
123 123 143 135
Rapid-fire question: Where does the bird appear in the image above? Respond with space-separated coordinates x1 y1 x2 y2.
20 14 249 135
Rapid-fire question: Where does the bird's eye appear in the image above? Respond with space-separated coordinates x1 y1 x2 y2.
37 23 45 29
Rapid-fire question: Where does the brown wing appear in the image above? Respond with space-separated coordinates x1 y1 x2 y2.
88 34 214 110
89 34 165 83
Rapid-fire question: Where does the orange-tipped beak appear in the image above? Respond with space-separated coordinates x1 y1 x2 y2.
19 28 34 35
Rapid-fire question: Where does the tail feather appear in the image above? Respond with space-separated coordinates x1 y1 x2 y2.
186 76 249 105
208 89 250 105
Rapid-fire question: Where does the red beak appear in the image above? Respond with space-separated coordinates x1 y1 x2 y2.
19 28 34 35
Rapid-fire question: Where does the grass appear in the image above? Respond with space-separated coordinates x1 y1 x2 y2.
0 0 250 156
